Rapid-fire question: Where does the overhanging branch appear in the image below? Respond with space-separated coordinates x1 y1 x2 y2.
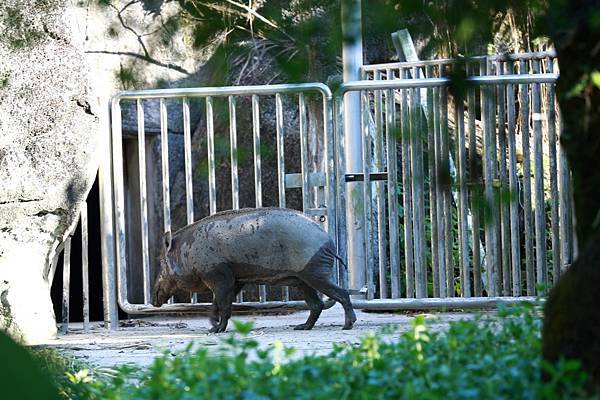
85 50 191 75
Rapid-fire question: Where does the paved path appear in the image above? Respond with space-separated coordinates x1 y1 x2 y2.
42 306 486 369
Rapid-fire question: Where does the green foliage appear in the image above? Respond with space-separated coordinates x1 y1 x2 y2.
384 0 549 57
48 304 593 399
0 332 60 399
160 16 180 46
171 0 342 84
116 64 143 89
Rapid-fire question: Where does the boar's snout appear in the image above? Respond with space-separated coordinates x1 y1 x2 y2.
151 277 173 307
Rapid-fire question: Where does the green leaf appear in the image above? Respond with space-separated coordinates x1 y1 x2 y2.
591 71 600 89
232 319 254 335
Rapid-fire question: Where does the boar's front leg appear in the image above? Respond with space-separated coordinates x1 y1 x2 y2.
294 283 324 330
205 266 236 333
209 281 244 330
209 304 220 329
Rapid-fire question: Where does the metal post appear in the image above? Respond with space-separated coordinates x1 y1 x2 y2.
60 237 71 334
81 202 90 333
341 0 366 295
100 98 118 330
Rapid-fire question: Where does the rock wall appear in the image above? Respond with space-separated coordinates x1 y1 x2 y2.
0 0 99 343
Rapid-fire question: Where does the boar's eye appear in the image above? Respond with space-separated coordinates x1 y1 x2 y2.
163 231 172 252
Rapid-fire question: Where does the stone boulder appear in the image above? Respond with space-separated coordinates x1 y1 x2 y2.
0 0 99 343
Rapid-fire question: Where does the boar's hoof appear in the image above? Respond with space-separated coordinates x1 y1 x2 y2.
293 323 314 330
342 310 358 330
343 316 357 330
209 326 227 334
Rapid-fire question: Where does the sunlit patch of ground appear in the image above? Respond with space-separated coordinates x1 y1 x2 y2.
40 305 489 368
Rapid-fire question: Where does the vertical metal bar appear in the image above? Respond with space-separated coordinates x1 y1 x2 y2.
385 68 400 298
160 99 171 234
323 92 338 284
335 94 349 289
489 64 502 296
373 71 388 299
252 95 263 209
250 95 263 300
411 67 427 298
426 66 439 298
532 59 547 293
182 99 197 304
229 96 240 210
401 69 414 298
276 94 286 209
506 61 522 296
137 99 151 304
434 82 447 298
468 64 482 297
361 90 374 299
100 98 117 330
61 237 71 334
299 93 311 213
181 97 198 303
496 62 511 296
111 98 129 315
81 202 90 332
206 96 217 215
183 99 194 225
276 93 290 301
455 91 470 297
546 59 560 284
342 0 366 296
520 60 535 296
482 80 498 297
440 66 453 297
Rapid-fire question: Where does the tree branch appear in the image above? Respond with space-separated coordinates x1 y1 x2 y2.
85 50 191 75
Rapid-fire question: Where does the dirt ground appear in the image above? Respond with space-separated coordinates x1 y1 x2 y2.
40 305 488 369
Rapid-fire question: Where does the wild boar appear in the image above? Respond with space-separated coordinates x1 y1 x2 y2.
151 207 356 333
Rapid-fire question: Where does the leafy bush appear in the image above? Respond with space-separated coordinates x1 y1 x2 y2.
50 303 594 399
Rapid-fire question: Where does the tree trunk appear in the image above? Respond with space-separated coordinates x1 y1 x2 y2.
542 0 600 391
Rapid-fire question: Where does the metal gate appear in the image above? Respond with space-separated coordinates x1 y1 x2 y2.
95 51 573 328
104 83 335 318
335 50 572 309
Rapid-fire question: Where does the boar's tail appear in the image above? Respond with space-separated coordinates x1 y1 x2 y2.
333 254 348 270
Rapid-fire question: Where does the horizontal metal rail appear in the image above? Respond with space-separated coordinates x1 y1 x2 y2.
361 50 557 72
337 74 558 94
350 296 539 310
112 83 332 101
102 296 538 314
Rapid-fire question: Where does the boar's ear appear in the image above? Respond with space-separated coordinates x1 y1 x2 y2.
163 231 172 252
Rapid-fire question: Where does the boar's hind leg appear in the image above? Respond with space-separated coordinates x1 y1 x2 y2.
294 283 324 330
205 267 236 333
300 265 357 330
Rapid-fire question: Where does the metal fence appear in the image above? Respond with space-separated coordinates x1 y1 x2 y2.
54 52 574 332
46 200 91 334
335 67 572 305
